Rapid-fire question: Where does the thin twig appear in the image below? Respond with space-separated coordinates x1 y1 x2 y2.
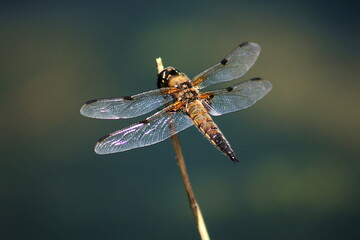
171 135 210 240
156 58 210 240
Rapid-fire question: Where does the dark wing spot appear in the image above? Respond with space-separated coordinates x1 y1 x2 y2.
226 86 234 92
123 96 134 100
251 77 262 81
97 133 111 143
239 42 249 47
85 99 98 105
220 58 228 65
139 119 150 124
209 94 215 99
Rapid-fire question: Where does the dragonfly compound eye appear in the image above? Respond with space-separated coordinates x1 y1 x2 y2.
157 67 180 88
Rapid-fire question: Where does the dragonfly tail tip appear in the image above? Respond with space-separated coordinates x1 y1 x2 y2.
229 154 239 163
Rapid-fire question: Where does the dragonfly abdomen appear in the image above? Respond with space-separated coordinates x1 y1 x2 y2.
187 100 238 163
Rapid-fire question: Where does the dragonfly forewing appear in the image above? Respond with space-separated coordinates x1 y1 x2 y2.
192 42 261 89
80 88 176 119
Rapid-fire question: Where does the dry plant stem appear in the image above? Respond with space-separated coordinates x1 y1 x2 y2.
156 58 210 240
170 134 210 240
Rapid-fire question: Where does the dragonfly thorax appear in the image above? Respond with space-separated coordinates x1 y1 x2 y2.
179 88 199 102
157 66 198 102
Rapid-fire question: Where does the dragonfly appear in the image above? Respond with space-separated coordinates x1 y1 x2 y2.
80 42 272 163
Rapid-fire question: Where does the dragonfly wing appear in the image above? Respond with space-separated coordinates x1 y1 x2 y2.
80 88 176 119
192 42 261 89
95 105 194 154
200 78 272 116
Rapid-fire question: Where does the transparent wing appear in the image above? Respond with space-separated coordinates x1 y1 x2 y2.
80 88 177 119
192 42 261 89
200 78 272 116
95 105 194 154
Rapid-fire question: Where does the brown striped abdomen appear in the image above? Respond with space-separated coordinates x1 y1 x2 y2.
187 100 238 162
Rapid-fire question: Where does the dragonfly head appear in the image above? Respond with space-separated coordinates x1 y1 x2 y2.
157 67 181 88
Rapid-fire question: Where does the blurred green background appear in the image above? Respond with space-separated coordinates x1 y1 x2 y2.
1 0 359 239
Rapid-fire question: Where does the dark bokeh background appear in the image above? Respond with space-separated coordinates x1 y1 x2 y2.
1 0 359 239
